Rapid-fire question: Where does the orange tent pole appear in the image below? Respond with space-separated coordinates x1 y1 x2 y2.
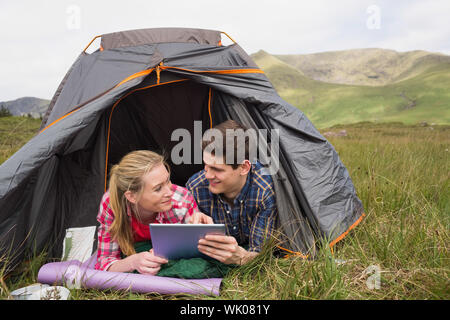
83 35 101 53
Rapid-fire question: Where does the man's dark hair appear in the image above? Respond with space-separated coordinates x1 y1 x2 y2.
201 120 251 169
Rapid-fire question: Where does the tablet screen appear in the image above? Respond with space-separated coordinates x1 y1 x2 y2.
149 224 226 260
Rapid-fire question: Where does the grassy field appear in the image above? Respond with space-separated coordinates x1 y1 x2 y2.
0 117 449 300
0 116 41 164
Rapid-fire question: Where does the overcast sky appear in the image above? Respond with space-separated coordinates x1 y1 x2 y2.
1 0 449 101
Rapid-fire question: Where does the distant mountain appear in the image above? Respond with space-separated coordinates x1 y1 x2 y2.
0 97 49 118
251 49 450 128
268 48 450 86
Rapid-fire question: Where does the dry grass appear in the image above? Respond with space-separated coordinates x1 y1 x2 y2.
1 120 449 300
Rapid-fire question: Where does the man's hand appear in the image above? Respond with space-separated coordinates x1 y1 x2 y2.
188 211 214 224
198 234 257 265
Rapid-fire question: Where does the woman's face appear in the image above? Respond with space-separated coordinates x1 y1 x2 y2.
126 163 174 215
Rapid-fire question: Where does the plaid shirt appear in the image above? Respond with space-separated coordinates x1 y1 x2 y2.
186 161 277 253
95 184 197 271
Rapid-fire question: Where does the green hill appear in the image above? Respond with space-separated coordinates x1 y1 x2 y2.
273 48 450 86
251 49 450 128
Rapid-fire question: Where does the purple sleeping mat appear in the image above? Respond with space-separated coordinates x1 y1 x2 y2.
37 254 222 296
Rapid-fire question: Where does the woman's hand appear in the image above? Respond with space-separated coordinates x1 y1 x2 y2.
188 211 214 224
129 249 168 275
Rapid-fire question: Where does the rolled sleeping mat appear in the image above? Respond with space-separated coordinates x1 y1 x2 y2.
37 255 222 296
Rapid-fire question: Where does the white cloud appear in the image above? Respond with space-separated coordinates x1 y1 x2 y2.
0 0 448 101
374 0 450 54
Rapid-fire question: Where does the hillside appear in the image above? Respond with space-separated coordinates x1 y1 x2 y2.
272 48 450 86
0 97 49 118
251 49 450 128
2 48 449 128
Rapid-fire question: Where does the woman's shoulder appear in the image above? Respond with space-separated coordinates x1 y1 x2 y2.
157 185 195 223
171 184 192 200
97 190 115 220
100 190 111 203
171 184 198 209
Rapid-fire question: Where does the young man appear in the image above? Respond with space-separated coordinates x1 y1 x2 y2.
186 120 278 265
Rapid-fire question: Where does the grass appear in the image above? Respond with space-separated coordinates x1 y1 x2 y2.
321 122 449 299
0 116 41 164
0 118 449 300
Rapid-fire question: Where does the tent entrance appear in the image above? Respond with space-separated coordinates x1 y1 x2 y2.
107 79 225 187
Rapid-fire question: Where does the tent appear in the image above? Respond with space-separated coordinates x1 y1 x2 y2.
0 28 364 271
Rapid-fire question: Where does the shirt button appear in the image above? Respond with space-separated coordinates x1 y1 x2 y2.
233 226 237 230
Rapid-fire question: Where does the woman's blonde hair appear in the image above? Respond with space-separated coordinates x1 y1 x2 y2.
108 150 168 256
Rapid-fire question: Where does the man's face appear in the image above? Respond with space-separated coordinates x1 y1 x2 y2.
203 151 243 195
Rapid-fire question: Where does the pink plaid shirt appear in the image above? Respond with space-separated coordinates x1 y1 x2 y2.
95 184 197 271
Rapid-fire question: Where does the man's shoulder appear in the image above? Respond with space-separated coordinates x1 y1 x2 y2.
186 170 209 190
251 162 275 192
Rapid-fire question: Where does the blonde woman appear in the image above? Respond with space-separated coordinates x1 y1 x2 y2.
95 150 212 275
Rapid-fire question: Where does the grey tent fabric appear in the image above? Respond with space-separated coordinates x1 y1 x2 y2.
219 93 317 256
100 28 222 50
260 104 364 240
43 42 258 128
44 45 160 125
0 28 364 271
40 53 85 131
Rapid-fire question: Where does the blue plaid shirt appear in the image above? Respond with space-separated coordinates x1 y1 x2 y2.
186 161 277 252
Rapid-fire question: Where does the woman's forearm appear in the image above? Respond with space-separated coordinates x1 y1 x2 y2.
106 255 135 273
